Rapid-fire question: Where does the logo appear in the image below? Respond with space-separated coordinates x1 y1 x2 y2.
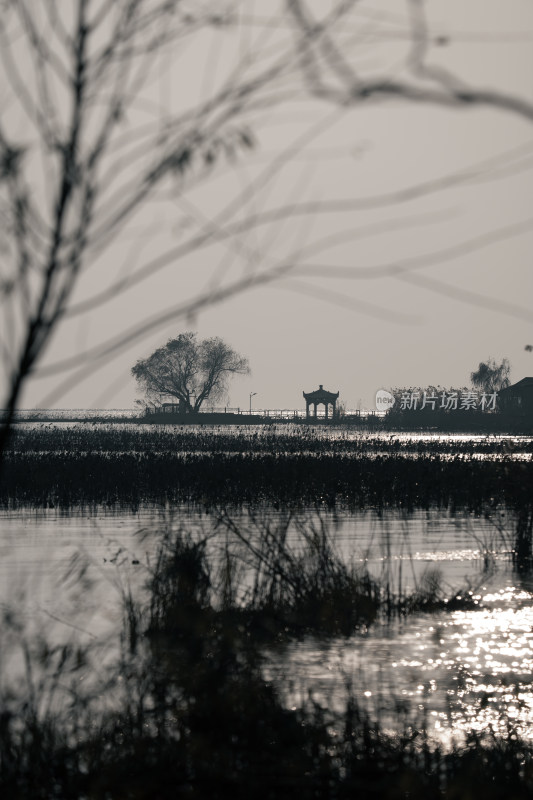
375 389 395 412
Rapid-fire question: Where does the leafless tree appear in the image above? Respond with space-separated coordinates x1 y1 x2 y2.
0 0 301 448
1 0 533 454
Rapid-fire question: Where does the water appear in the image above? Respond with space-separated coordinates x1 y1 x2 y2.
1 502 530 739
265 580 533 743
2 426 533 746
0 504 511 613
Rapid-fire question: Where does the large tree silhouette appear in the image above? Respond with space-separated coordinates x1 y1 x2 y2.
132 332 249 413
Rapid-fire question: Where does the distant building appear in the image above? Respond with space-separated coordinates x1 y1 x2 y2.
498 377 533 419
161 400 187 414
303 385 339 419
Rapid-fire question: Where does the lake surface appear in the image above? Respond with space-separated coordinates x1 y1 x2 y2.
2 426 533 746
2 502 532 744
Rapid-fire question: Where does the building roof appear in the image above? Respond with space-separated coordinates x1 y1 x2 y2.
303 384 339 401
499 377 533 394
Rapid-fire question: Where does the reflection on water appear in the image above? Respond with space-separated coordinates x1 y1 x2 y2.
0 504 514 616
266 580 533 743
1 502 533 746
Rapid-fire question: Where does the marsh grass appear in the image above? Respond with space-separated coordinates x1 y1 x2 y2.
6 423 531 576
2 524 533 798
2 427 533 796
138 511 491 647
5 425 533 455
4 426 533 513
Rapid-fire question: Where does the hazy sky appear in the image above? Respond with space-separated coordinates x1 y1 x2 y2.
5 1 533 412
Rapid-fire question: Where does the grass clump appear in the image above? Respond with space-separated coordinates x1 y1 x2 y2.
2 531 533 798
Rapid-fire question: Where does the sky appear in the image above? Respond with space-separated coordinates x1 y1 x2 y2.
3 0 533 412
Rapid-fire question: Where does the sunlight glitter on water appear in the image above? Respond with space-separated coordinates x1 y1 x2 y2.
3 500 533 746
267 582 533 743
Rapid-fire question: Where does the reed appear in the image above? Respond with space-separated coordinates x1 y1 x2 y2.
2 523 533 798
2 446 532 511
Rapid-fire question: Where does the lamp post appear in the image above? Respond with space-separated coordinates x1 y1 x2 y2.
249 392 257 414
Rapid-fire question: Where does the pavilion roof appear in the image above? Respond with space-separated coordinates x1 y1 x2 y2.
303 385 339 401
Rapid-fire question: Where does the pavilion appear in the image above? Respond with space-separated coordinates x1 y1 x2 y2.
303 385 339 420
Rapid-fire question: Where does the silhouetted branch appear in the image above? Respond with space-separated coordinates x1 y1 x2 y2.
288 0 533 121
294 215 533 282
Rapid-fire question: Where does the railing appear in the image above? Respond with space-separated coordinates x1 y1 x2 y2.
146 406 384 419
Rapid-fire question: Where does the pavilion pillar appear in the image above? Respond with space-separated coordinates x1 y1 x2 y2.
325 402 329 420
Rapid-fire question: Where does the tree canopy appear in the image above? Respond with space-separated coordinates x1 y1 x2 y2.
131 333 249 413
470 358 511 394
